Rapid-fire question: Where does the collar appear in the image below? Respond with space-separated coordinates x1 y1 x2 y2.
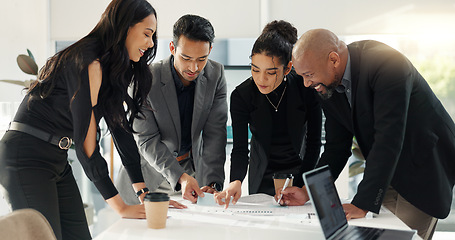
170 56 196 92
336 52 352 93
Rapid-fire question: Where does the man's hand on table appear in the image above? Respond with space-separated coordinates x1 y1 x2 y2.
200 184 219 194
179 173 204 203
276 186 310 206
342 203 368 220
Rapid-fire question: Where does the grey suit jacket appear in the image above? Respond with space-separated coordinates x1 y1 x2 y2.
116 56 227 204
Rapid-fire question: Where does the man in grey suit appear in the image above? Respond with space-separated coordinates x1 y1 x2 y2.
116 14 227 204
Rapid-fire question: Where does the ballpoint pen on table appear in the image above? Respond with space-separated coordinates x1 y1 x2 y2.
277 177 290 204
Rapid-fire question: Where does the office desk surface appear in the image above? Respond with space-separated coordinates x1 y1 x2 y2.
94 194 420 240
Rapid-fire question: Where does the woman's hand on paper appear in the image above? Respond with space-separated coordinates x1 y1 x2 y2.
106 194 146 219
214 180 242 209
169 200 187 209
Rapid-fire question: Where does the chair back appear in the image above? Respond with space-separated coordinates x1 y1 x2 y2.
0 208 56 240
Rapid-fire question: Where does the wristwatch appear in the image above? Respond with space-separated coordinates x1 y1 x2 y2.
209 182 222 192
135 187 149 198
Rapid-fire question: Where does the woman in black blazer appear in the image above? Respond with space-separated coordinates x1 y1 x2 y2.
215 20 322 207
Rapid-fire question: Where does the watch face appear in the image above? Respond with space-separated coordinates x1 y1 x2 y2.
213 183 222 192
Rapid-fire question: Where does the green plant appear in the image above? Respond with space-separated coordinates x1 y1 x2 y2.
413 55 455 119
414 55 455 99
0 49 38 88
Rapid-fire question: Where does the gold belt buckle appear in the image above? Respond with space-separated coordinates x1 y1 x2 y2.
58 137 72 150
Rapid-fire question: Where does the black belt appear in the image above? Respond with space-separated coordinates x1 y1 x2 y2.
8 122 73 150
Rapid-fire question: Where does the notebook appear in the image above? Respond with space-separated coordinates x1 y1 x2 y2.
302 165 417 240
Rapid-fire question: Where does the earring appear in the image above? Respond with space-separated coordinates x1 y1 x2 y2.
284 76 287 82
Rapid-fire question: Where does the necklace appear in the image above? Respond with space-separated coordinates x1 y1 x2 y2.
265 84 287 112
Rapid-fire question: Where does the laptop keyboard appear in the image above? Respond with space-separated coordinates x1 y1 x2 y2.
338 226 385 240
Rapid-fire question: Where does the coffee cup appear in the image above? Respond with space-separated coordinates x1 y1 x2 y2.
273 173 294 195
144 192 170 229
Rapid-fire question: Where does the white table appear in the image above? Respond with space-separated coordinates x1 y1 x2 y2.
94 194 420 240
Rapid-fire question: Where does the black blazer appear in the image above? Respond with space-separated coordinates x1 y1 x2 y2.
230 70 322 194
318 40 455 218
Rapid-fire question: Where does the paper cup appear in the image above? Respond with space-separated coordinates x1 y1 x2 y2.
273 173 294 195
144 192 170 229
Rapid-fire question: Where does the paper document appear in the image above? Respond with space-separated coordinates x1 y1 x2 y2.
197 193 217 206
170 194 318 227
192 193 314 216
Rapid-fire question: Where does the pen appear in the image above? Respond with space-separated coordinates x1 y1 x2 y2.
277 177 290 205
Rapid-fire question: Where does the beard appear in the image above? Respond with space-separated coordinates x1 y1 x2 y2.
317 85 335 100
317 74 342 100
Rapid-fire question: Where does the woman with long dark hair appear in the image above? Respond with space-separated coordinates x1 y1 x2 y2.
215 20 322 207
0 1 184 239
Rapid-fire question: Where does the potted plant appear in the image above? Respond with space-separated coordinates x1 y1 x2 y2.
0 49 38 88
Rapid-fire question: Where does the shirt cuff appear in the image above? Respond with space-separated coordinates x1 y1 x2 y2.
169 168 186 192
124 163 144 183
93 176 118 200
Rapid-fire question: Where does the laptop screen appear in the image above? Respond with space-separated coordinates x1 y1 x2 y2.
303 166 347 239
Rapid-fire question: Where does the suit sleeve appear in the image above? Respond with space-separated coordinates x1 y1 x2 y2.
351 52 414 213
229 88 251 183
133 97 186 191
317 109 353 179
199 65 228 187
301 88 322 172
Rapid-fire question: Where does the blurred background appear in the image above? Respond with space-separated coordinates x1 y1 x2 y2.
1 0 454 238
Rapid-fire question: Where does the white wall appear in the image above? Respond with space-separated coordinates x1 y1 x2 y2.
48 0 455 39
50 0 111 41
0 0 49 102
49 0 263 40
54 0 264 39
270 0 455 35
3 0 455 88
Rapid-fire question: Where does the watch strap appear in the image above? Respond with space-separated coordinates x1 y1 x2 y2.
135 187 149 198
209 182 222 192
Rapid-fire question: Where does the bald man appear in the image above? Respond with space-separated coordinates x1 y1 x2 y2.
280 29 455 240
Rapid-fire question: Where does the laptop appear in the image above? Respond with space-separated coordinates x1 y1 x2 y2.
302 165 417 240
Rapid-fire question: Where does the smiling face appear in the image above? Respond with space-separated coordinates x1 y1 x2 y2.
293 51 342 99
170 35 212 86
251 53 291 94
125 14 157 62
